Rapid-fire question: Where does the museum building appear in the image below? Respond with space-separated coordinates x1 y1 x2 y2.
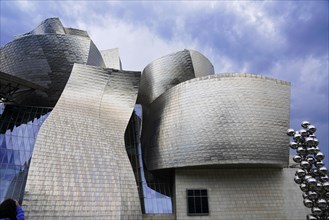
0 18 309 219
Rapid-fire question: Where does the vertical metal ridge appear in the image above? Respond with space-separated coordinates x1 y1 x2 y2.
24 64 142 219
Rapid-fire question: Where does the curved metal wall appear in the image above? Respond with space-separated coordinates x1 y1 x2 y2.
141 74 290 170
23 64 142 219
137 49 214 106
189 49 214 77
0 18 105 107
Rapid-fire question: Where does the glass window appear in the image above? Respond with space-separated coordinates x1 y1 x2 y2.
187 189 209 216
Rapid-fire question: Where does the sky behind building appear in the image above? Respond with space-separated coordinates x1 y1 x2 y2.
1 0 328 163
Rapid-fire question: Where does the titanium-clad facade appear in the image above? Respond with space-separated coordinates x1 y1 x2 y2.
141 74 290 170
137 49 214 106
0 17 105 107
23 64 142 219
0 17 308 220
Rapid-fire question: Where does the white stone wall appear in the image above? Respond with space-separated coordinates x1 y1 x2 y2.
175 168 309 220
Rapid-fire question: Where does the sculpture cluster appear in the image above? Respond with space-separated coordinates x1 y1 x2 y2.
287 121 329 220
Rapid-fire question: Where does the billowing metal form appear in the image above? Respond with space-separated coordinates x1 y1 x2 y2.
0 18 105 107
189 49 215 77
101 48 123 70
23 64 142 219
141 74 291 170
137 49 214 106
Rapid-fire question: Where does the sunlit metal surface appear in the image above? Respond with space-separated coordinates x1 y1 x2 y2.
288 122 329 219
137 49 214 106
0 17 105 106
141 74 291 170
101 48 123 70
24 64 142 219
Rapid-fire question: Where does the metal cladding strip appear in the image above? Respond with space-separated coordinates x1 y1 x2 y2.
101 48 122 70
137 50 194 106
141 74 291 170
15 17 66 38
23 64 142 219
0 18 105 107
0 18 104 107
189 49 215 77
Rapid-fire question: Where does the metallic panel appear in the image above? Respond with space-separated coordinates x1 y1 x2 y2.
189 49 214 77
15 18 66 38
101 48 123 70
23 64 142 219
0 18 105 107
141 74 291 170
137 49 214 106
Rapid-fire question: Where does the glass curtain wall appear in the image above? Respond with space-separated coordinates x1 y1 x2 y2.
0 104 51 203
125 105 173 214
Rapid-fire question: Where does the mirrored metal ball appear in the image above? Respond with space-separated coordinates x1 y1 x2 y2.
303 193 309 199
307 156 316 164
300 129 308 137
307 147 316 154
304 198 314 208
304 175 313 180
297 147 307 155
300 183 309 192
319 167 328 176
293 155 302 163
314 147 320 154
307 178 318 189
316 161 325 168
301 161 311 170
314 182 323 193
294 133 302 141
310 168 319 177
306 214 318 220
287 128 295 136
311 207 322 216
308 125 317 134
308 191 319 200
313 138 319 146
302 121 311 128
294 176 303 184
317 199 327 209
323 182 329 191
289 141 298 150
315 152 325 161
305 137 315 146
321 175 329 182
296 169 306 178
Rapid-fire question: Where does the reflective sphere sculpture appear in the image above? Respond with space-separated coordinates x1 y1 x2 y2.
287 121 329 219
302 121 311 129
287 128 296 136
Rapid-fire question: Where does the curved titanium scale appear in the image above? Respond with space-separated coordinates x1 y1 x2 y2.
101 48 123 70
0 18 105 107
137 49 214 106
141 73 291 170
23 64 142 219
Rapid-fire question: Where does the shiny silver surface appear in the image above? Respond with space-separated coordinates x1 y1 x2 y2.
101 48 122 70
0 18 105 106
142 73 290 170
23 64 142 219
137 49 214 106
288 122 329 219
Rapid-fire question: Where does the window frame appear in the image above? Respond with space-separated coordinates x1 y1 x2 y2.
186 189 209 216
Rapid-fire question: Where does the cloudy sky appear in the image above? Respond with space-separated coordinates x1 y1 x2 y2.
1 1 328 163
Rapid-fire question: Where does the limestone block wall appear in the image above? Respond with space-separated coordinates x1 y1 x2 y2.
175 168 309 220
